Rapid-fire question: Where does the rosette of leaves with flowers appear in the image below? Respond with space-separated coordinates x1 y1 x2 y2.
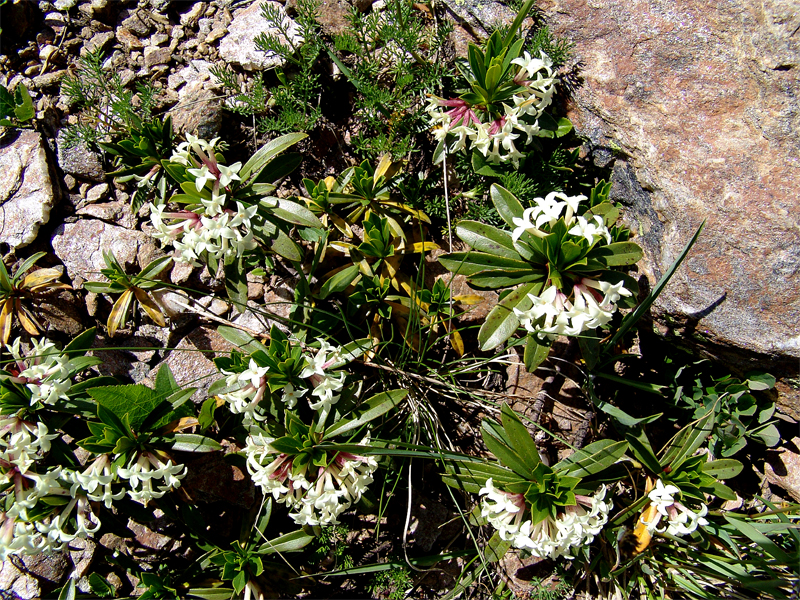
426 0 570 169
209 326 405 528
150 133 323 305
0 330 218 560
443 405 626 561
439 182 642 369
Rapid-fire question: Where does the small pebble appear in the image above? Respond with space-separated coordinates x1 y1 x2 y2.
85 183 109 204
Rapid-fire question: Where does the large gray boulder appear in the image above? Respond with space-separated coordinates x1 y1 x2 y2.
541 0 800 416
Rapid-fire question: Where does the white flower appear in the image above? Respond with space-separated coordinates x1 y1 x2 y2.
217 162 242 188
308 372 345 411
187 165 216 192
245 433 377 526
117 454 187 505
202 191 227 217
512 51 552 79
568 215 611 245
281 384 306 409
641 479 709 537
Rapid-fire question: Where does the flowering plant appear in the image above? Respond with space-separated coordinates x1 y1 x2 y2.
439 182 641 368
443 405 626 560
150 133 321 304
427 0 569 169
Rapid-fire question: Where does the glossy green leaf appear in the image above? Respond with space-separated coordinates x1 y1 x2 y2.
500 404 540 470
523 333 551 372
271 198 324 228
478 281 540 350
702 459 744 480
555 440 628 478
240 133 308 181
323 389 408 439
166 434 222 453
258 529 314 554
589 242 643 266
455 221 520 259
490 184 524 229
438 252 532 277
319 264 359 299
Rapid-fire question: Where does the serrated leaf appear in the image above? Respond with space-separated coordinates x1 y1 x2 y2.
88 384 168 432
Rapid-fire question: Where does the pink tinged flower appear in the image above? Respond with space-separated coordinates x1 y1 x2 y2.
441 98 482 128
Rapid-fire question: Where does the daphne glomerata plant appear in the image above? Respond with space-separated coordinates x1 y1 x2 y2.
439 183 642 369
427 49 556 168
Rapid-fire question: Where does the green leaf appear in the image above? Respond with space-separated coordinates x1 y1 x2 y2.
523 333 550 372
478 282 540 350
258 529 314 554
63 327 97 358
240 133 308 181
485 531 511 563
500 404 541 470
660 409 715 468
88 573 114 598
702 459 743 479
555 117 573 138
555 440 629 478
438 251 532 277
605 222 704 351
224 256 249 312
154 362 180 397
752 423 780 447
323 389 408 439
471 150 501 176
589 242 643 267
198 397 218 430
577 331 600 371
319 264 360 299
57 577 76 600
88 384 167 432
481 426 531 479
13 84 34 122
232 571 247 596
271 198 323 228
746 371 776 391
165 434 222 453
269 228 304 262
455 221 520 260
0 85 14 118
216 326 269 355
490 184 525 229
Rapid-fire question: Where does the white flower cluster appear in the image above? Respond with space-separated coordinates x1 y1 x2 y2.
149 201 258 268
427 51 556 167
641 479 709 537
149 134 258 267
245 432 378 527
480 478 612 560
506 192 632 339
0 418 100 561
219 339 345 420
116 453 188 506
6 337 71 407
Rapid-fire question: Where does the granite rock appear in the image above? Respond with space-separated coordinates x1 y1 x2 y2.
51 219 162 286
541 0 800 415
0 130 58 251
218 1 303 71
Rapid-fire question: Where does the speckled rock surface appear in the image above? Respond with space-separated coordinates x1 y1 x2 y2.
218 0 303 71
0 130 59 251
540 0 800 413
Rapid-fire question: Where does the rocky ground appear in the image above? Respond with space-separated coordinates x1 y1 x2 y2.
1 0 799 597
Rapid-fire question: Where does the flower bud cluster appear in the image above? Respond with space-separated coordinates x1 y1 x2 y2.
479 479 611 560
640 479 709 537
427 51 556 167
6 337 71 407
245 432 378 527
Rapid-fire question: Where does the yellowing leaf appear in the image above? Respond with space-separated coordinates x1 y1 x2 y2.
454 294 484 305
160 416 199 434
0 299 12 344
22 267 64 290
450 328 465 357
108 289 134 338
134 288 166 327
17 301 39 335
633 502 658 554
